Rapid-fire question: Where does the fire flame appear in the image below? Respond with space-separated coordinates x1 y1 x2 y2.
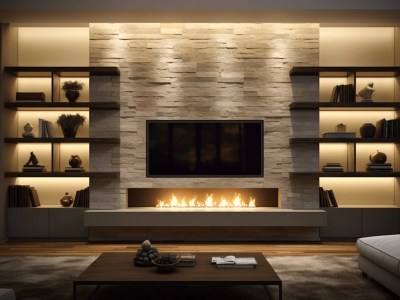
156 193 256 208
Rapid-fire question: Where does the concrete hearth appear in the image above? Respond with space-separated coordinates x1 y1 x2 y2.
84 208 326 227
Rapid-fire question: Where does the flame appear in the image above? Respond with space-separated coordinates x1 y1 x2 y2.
156 193 256 208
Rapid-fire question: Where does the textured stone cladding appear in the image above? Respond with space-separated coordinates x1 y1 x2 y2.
89 23 319 210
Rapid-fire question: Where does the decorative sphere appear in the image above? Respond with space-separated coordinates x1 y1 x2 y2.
141 240 152 251
370 150 387 164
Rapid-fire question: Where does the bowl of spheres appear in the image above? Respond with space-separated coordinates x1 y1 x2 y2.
151 254 181 272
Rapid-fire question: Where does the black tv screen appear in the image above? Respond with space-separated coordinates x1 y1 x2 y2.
147 120 263 177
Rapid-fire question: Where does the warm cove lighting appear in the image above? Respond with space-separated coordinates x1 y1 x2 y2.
156 193 256 208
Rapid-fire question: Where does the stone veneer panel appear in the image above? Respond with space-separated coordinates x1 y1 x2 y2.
89 23 319 212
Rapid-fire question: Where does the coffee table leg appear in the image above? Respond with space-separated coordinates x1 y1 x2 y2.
279 282 282 300
73 283 77 300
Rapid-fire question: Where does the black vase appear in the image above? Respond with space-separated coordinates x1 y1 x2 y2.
65 90 80 102
360 123 376 138
69 155 82 168
61 126 77 138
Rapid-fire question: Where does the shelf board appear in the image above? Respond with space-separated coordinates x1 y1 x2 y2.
290 137 400 143
4 66 120 77
4 137 120 144
5 172 120 178
4 101 120 111
290 66 400 76
324 205 400 209
8 205 88 209
290 172 400 177
289 102 400 111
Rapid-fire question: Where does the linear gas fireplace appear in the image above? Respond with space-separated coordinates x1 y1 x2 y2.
127 188 279 209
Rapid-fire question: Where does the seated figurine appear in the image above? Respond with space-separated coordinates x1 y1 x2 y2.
25 152 39 166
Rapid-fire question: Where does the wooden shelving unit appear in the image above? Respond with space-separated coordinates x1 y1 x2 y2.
5 101 120 111
289 102 400 111
5 172 120 178
4 66 120 77
289 66 400 76
4 137 120 144
290 172 400 177
290 137 400 143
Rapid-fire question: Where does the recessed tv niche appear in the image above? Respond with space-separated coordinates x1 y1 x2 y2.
147 120 264 177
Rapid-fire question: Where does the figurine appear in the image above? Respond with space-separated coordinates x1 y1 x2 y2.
22 122 34 138
25 152 39 166
357 82 376 102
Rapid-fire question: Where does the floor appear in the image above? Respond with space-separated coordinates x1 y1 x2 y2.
0 242 357 256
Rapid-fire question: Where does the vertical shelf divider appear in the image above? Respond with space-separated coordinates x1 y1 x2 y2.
52 72 60 103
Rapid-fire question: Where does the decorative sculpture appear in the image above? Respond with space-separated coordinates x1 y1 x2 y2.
357 82 376 102
25 152 39 166
22 123 35 138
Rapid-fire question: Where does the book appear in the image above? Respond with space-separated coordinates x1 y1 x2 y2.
211 256 257 268
327 189 338 207
322 132 356 138
330 85 340 103
30 187 41 207
16 92 45 102
23 165 46 172
65 167 85 172
170 253 196 267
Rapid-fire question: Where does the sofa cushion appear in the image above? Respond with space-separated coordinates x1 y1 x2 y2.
357 234 400 277
0 289 16 300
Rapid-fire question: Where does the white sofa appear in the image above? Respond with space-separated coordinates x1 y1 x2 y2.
357 234 400 297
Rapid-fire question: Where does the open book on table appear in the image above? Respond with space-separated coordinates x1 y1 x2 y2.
211 256 257 268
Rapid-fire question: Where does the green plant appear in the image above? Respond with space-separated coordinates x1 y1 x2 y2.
56 113 86 129
62 80 84 91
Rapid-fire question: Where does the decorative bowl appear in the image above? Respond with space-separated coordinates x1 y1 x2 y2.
151 255 181 272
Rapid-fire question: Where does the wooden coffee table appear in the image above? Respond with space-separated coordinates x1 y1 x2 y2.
73 252 282 300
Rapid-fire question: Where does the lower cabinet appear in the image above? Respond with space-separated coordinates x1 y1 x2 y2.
320 208 400 238
8 208 88 238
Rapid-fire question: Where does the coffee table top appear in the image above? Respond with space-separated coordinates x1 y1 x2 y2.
74 252 281 285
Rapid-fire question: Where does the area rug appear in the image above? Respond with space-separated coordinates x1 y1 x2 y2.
0 255 397 300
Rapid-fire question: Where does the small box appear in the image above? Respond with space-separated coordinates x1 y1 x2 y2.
335 123 346 133
16 92 45 102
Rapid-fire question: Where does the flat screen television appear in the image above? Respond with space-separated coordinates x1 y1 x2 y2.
147 120 263 177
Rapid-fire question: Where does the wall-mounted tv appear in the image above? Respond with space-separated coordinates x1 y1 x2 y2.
147 120 264 177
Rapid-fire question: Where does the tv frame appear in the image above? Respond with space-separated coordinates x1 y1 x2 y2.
146 120 264 178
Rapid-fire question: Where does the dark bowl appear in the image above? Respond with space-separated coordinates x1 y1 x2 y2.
151 256 181 271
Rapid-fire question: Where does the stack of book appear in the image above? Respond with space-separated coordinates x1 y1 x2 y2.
211 255 257 268
330 84 355 103
16 92 45 102
374 118 400 138
38 118 54 138
22 165 46 172
322 132 356 138
323 163 344 172
173 253 196 267
65 167 85 172
366 163 393 172
319 187 338 207
7 185 41 207
73 187 89 207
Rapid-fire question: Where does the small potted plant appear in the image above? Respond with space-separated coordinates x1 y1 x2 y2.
62 80 84 102
56 113 86 138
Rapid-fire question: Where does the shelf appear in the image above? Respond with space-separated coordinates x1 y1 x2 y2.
4 137 120 144
4 66 120 77
5 172 120 178
324 205 400 209
290 172 400 177
290 137 400 143
4 101 120 111
289 102 400 111
290 66 400 76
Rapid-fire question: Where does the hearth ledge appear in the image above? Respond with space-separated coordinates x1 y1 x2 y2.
84 208 327 227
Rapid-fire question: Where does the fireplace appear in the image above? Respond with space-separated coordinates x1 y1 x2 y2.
127 188 279 209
